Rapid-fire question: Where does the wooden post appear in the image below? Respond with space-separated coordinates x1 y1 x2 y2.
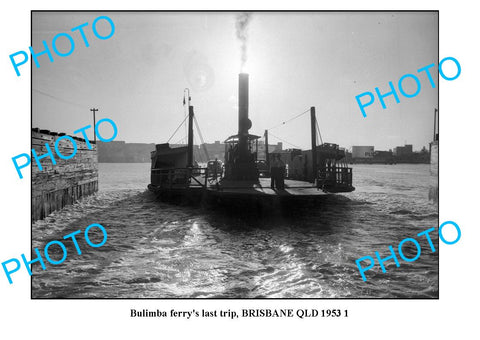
90 108 98 143
434 108 438 141
265 129 270 169
187 106 194 168
310 106 317 183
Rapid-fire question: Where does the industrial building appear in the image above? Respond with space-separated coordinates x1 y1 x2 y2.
352 146 374 158
393 144 413 156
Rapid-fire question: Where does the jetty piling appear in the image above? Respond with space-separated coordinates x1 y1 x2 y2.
32 129 98 221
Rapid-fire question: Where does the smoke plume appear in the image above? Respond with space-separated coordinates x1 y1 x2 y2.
235 13 252 71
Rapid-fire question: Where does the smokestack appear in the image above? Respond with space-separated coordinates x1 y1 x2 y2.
238 73 249 136
229 72 258 181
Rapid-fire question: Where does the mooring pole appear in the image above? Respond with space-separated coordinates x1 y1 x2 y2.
90 108 98 143
310 106 317 183
264 129 270 169
187 106 194 168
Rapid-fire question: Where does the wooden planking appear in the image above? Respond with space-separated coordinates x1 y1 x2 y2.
32 181 98 221
207 178 326 197
32 130 99 221
162 176 327 197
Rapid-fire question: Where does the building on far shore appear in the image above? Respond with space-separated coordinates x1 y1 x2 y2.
393 144 413 156
352 146 374 159
98 141 155 162
199 141 225 161
98 140 429 165
98 141 201 163
347 144 429 164
393 144 429 163
97 140 283 163
257 141 283 160
193 140 283 163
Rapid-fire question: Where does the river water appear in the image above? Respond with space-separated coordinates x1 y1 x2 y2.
32 163 438 298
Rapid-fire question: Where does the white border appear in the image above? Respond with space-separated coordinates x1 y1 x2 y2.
0 1 477 338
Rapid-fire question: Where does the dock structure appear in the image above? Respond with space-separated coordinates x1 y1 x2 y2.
32 128 98 222
429 140 438 202
150 173 325 196
429 108 439 202
149 168 329 206
209 178 325 197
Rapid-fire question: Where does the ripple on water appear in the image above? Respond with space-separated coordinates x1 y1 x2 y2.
31 163 438 298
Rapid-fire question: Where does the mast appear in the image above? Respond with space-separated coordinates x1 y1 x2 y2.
187 106 194 168
184 88 191 148
310 106 317 182
265 129 269 169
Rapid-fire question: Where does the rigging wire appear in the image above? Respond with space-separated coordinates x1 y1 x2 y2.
193 116 210 161
316 119 324 145
167 115 189 143
192 135 199 162
267 108 310 131
173 136 186 145
192 134 206 163
33 88 86 109
268 132 302 150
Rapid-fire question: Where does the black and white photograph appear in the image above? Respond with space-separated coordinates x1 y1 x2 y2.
29 11 440 299
5 0 480 338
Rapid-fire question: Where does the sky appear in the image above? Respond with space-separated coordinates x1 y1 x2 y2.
32 11 438 151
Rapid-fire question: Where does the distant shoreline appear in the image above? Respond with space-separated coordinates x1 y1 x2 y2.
98 161 430 165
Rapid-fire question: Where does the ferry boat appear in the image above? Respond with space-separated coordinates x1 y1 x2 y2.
148 73 354 207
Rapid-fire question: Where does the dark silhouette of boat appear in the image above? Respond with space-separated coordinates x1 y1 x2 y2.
148 73 354 208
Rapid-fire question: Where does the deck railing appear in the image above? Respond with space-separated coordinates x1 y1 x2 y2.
317 166 353 189
151 167 222 189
